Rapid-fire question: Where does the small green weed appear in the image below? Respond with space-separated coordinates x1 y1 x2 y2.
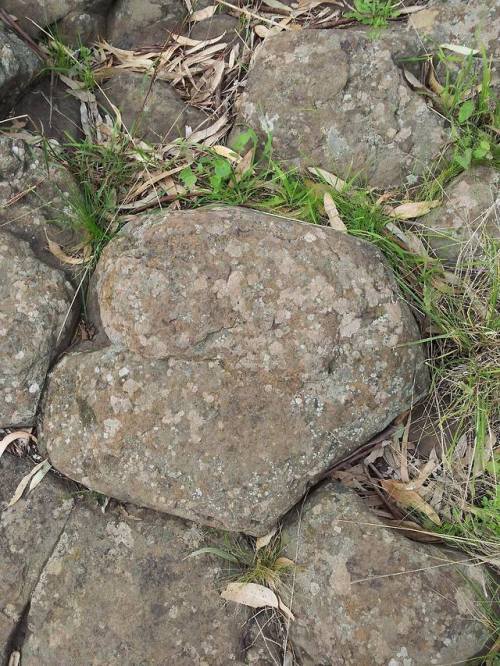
42 32 97 90
345 0 400 31
190 531 295 591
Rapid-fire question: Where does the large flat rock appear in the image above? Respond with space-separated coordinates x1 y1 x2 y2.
279 483 489 665
22 499 249 665
39 207 428 534
0 455 73 662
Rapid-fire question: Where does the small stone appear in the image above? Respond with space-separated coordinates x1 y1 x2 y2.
417 166 499 262
98 71 207 143
0 25 40 117
40 207 428 534
1 0 112 38
107 0 187 49
0 232 76 427
0 135 83 275
278 483 489 665
13 78 83 143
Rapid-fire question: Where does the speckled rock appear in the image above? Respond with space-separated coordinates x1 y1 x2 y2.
0 232 76 427
406 0 499 57
0 135 82 273
1 0 112 38
40 207 428 534
55 7 108 45
417 166 499 263
278 483 488 665
231 29 448 188
107 0 187 49
13 78 83 143
22 498 249 665
0 455 73 662
98 71 207 142
0 25 40 117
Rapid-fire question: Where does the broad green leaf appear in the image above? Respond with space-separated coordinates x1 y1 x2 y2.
458 99 474 124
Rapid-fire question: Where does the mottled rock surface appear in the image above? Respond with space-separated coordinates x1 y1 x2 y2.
0 455 73 661
0 25 40 117
40 207 428 534
279 483 488 665
418 166 499 262
98 71 207 142
0 135 81 273
22 498 248 665
14 78 83 143
0 232 76 427
55 7 108 45
1 0 112 38
232 29 448 188
107 0 187 48
406 0 499 57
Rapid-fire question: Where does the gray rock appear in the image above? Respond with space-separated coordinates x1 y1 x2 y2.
278 483 488 665
0 25 40 117
22 498 248 665
107 0 187 49
0 135 82 274
418 166 499 263
231 29 448 189
405 0 499 57
0 232 76 427
55 8 108 46
40 207 428 534
98 71 207 142
0 455 73 660
1 0 112 38
13 78 83 143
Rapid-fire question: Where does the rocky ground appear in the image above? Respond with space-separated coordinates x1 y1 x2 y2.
0 1 499 664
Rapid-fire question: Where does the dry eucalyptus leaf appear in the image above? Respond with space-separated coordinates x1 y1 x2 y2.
308 166 346 191
46 232 88 265
389 200 441 219
255 527 277 551
380 479 441 525
7 460 51 507
323 193 347 231
440 43 479 56
0 431 36 460
212 145 241 162
221 582 295 620
189 4 217 21
402 69 427 92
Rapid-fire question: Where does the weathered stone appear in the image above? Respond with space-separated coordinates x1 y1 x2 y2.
0 455 73 660
231 29 448 188
0 135 82 273
0 232 76 427
22 498 248 665
0 25 40 117
278 483 488 665
56 8 108 46
107 0 187 49
40 207 428 534
406 0 499 58
417 166 499 263
1 0 112 38
98 71 207 142
13 78 83 143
